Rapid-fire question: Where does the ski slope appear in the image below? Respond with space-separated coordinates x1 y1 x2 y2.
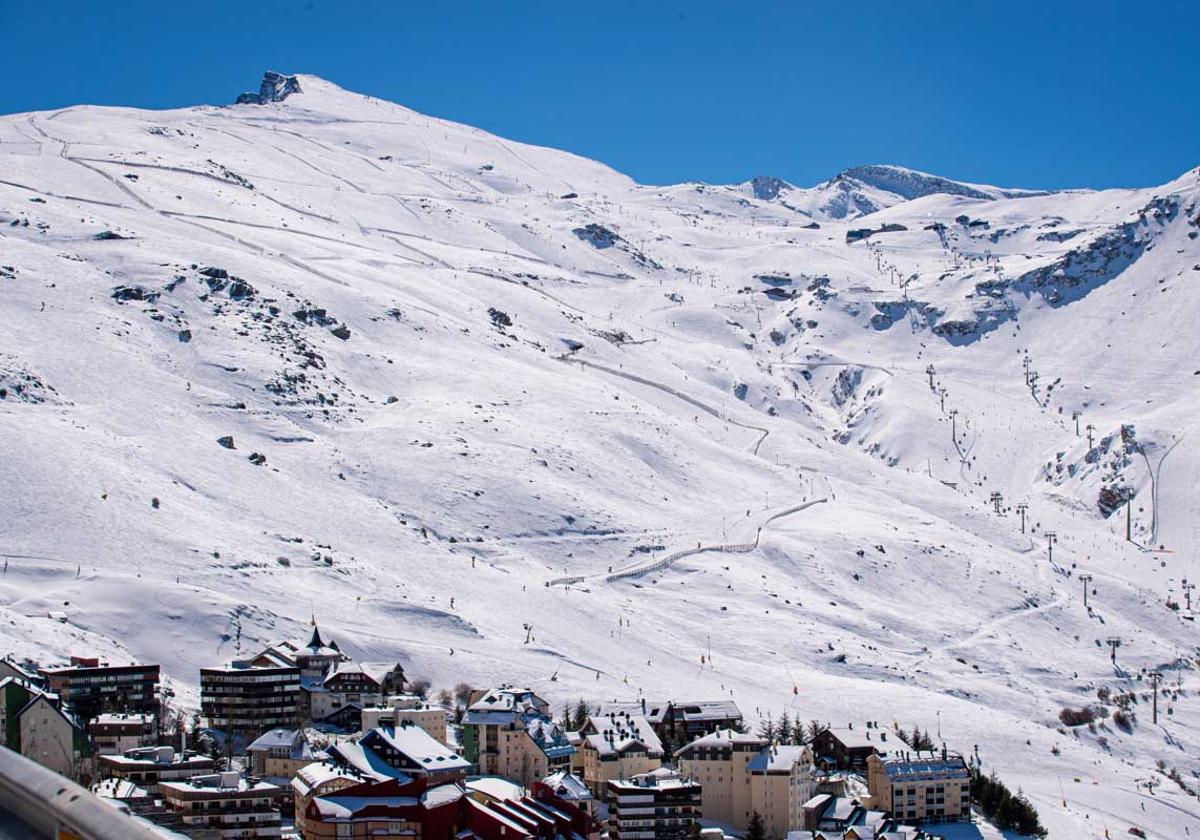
1 74 1199 837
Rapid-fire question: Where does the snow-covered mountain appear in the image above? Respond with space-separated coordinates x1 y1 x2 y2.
733 164 1058 221
2 73 1199 835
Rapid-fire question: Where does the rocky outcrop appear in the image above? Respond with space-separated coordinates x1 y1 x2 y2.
236 72 302 105
749 176 789 201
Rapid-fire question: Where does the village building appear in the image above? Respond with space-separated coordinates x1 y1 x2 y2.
0 675 88 779
338 721 473 785
247 727 325 781
16 690 87 779
865 751 970 824
540 770 596 820
88 712 157 755
577 711 664 798
809 728 884 773
596 700 744 753
200 659 302 739
674 729 817 838
159 770 282 838
292 721 506 840
252 624 404 727
96 746 217 794
291 762 368 838
461 687 575 787
0 657 43 687
39 657 160 725
607 768 701 840
361 694 451 744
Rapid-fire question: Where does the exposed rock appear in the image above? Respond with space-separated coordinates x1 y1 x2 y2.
750 176 789 201
217 436 236 450
330 324 351 341
111 285 159 304
236 72 302 105
573 223 619 249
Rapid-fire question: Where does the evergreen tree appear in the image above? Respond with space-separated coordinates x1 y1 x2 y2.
756 713 775 742
571 699 591 731
559 702 573 731
807 719 826 744
777 710 792 744
745 811 766 840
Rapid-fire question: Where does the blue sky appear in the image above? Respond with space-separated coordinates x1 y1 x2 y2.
2 1 1196 190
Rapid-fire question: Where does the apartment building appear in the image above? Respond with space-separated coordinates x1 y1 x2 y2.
578 711 664 798
865 751 970 824
96 746 216 794
360 694 451 744
607 768 701 840
200 660 301 739
40 658 160 724
88 712 156 755
159 771 282 838
675 729 816 837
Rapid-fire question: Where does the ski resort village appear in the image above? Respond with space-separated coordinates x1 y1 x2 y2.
1 70 1199 839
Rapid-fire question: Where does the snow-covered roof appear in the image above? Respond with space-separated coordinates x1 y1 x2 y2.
541 771 591 801
248 727 301 750
878 751 968 781
467 776 525 802
610 767 696 791
369 723 471 772
92 712 154 727
247 727 322 761
583 712 663 757
747 744 808 773
92 778 147 800
313 794 419 818
820 728 881 751
291 761 364 797
422 783 466 807
328 740 413 783
675 728 766 756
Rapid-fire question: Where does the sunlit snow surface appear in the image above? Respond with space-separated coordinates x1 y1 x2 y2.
2 75 1199 836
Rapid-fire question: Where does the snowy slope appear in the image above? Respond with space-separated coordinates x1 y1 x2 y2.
2 73 1200 837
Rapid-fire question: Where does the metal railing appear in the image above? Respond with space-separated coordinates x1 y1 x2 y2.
0 745 167 839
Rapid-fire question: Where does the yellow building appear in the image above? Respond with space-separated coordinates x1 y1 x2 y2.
675 730 817 839
577 711 664 798
865 750 970 823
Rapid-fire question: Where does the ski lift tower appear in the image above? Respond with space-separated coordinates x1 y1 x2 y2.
1078 574 1093 610
1106 636 1122 665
